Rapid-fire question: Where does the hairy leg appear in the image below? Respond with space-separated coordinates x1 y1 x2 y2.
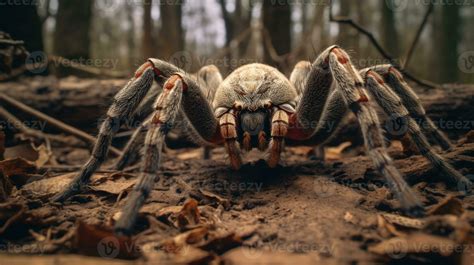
196 65 223 159
369 65 452 150
114 75 184 234
116 67 221 234
267 108 289 167
52 62 157 202
361 68 471 188
290 46 423 215
289 60 312 100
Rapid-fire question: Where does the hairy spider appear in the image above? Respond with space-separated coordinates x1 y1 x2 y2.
51 46 471 235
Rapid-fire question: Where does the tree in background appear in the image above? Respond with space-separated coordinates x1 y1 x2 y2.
53 0 93 76
157 0 184 60
439 4 461 83
142 0 155 60
381 0 399 58
262 0 291 66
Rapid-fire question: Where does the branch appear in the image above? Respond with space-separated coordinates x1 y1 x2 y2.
328 0 439 89
0 93 122 156
0 106 82 147
402 2 434 68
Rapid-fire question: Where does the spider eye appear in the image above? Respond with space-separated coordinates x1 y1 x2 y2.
263 100 272 109
233 102 243 111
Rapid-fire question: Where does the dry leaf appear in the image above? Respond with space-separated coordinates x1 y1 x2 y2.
0 157 37 186
176 199 201 229
381 213 426 229
75 221 139 259
427 196 464 216
90 172 136 195
325 141 352 160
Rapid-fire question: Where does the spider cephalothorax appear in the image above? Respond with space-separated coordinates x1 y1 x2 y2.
51 45 472 235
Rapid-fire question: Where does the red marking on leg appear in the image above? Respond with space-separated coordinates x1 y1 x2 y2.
367 71 385 84
357 88 369 103
151 112 163 125
388 67 404 80
286 114 314 140
135 62 154 78
165 75 188 91
330 48 349 64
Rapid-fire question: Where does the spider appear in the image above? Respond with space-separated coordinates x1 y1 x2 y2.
51 46 471 235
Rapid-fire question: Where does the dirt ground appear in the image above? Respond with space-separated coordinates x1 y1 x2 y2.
1 131 474 265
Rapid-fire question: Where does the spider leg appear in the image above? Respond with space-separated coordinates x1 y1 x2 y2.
267 108 289 167
291 46 424 216
115 68 221 234
113 117 151 170
51 62 158 202
196 65 223 159
115 75 183 234
289 60 312 100
361 68 472 189
220 111 242 170
369 65 452 150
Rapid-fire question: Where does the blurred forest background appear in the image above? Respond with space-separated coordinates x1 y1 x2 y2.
0 0 473 84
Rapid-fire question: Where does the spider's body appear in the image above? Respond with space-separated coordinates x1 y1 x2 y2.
51 46 471 235
213 63 297 158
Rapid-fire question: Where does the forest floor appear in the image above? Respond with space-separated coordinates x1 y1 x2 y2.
0 79 473 265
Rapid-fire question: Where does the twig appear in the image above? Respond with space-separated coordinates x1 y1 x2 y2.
0 106 81 146
402 2 434 69
328 0 439 89
0 39 25 46
0 93 122 156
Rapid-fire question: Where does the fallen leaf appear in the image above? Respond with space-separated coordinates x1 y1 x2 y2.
427 196 464 216
22 173 107 196
75 221 139 259
33 144 55 167
381 213 426 229
0 157 37 186
197 189 231 210
176 199 201 230
90 172 136 195
325 141 352 160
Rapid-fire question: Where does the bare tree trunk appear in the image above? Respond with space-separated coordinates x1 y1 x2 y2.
142 0 155 60
439 5 461 83
126 2 136 70
157 0 184 60
53 0 93 77
262 0 291 65
336 0 356 51
381 0 399 57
